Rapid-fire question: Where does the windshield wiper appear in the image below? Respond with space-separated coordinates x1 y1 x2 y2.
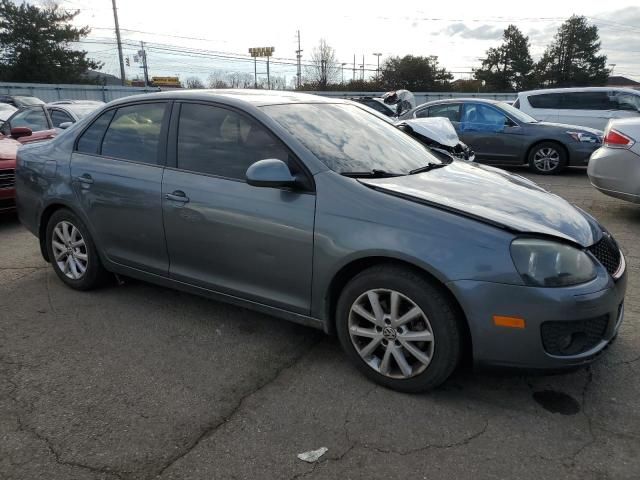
408 163 447 175
341 169 403 178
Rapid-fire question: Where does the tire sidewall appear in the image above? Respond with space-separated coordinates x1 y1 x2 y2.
336 267 461 392
528 142 566 175
45 209 105 290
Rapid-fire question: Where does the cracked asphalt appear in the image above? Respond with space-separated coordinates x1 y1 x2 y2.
1 168 639 480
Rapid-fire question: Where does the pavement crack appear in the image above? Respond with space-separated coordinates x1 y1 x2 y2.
154 336 323 479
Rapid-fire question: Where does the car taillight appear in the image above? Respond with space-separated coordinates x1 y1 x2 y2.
604 129 635 149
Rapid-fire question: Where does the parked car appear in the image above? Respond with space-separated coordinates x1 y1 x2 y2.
588 117 640 203
45 100 105 128
400 98 603 174
0 94 44 108
16 90 627 392
515 87 640 130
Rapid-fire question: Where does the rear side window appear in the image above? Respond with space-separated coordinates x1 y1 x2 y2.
610 92 640 112
49 109 74 128
560 92 612 110
101 103 166 164
424 103 461 122
76 110 115 154
177 103 290 180
528 93 562 109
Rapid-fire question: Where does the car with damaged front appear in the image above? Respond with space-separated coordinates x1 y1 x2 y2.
15 90 627 392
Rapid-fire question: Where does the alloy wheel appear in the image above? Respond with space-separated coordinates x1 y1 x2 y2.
348 289 435 379
533 147 560 172
51 220 88 280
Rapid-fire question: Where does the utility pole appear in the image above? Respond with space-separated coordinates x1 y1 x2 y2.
140 41 149 87
267 56 271 90
111 0 126 85
295 30 303 89
341 63 347 84
373 53 382 81
361 55 365 81
353 54 356 81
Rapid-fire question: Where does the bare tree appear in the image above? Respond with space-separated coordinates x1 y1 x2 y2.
305 39 340 89
207 70 229 89
185 76 205 89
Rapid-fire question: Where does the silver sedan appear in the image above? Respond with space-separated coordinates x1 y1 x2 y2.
588 118 640 203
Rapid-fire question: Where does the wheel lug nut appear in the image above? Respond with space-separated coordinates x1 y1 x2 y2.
384 319 391 325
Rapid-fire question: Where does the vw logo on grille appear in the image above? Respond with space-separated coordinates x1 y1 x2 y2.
382 326 397 340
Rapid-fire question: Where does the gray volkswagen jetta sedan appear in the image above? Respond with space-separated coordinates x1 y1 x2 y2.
15 90 627 392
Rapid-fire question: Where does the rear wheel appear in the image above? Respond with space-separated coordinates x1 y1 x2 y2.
336 265 463 392
528 142 567 175
46 209 108 290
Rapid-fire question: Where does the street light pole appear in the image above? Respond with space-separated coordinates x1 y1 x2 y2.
373 53 382 81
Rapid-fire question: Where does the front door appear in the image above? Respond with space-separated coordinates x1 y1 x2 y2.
162 102 315 314
70 102 170 275
458 103 525 163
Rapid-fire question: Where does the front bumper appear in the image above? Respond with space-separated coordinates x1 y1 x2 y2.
0 186 16 212
569 142 601 166
588 147 640 203
447 266 627 369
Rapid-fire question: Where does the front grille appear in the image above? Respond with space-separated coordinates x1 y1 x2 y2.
588 234 621 277
541 315 609 356
0 169 15 189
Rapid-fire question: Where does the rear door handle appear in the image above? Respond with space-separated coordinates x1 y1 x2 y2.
75 173 94 185
165 190 189 203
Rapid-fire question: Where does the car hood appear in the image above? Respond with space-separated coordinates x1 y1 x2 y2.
0 136 19 164
398 118 460 147
534 122 603 136
359 161 601 247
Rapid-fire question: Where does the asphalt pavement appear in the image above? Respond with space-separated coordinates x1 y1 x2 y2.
1 168 639 480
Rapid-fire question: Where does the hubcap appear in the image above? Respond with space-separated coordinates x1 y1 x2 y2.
533 147 560 172
348 289 435 379
51 221 88 280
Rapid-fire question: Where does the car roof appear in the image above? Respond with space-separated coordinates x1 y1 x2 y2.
418 98 505 108
518 87 640 96
47 100 104 105
106 89 343 108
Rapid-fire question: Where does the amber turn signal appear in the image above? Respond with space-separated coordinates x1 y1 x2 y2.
493 315 526 329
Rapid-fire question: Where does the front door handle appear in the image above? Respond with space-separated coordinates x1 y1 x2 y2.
75 173 94 185
165 190 190 203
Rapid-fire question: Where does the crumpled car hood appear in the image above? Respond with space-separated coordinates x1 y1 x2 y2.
359 161 601 247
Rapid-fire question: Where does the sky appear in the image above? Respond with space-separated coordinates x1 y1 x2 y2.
49 0 640 85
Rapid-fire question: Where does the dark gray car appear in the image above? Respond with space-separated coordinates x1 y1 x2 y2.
400 99 603 175
15 90 627 392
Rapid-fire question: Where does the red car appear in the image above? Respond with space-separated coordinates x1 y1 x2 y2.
0 107 57 212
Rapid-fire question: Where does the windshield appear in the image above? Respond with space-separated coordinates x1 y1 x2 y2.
498 102 538 123
261 103 441 174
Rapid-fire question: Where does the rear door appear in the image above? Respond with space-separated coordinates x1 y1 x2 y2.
162 102 316 313
70 102 170 275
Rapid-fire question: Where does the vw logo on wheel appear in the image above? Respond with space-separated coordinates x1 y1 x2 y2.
382 326 397 341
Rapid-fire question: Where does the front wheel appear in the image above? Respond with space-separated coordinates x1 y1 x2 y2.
528 142 567 175
336 265 463 392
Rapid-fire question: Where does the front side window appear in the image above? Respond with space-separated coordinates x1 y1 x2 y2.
460 104 507 132
262 103 442 174
7 108 49 132
425 104 461 122
49 109 74 128
177 103 290 180
101 103 166 164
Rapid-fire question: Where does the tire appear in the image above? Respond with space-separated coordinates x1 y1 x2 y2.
528 142 567 175
45 208 109 290
336 265 463 393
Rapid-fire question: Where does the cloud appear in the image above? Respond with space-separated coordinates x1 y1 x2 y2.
439 22 504 40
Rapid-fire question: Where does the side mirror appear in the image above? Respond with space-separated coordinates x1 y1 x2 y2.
59 121 73 129
10 126 32 139
246 159 301 189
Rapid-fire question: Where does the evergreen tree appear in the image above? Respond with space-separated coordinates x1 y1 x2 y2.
536 16 609 87
474 25 534 91
380 55 452 91
0 0 102 83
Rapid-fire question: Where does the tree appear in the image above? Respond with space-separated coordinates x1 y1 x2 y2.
0 0 102 83
474 25 534 91
305 39 340 89
536 16 608 87
185 76 205 89
380 55 452 91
